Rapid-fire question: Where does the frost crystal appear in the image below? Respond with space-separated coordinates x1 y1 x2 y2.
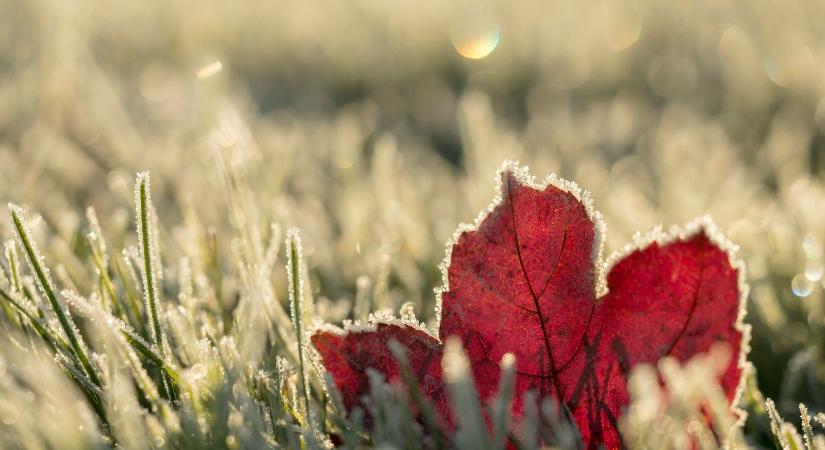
286 228 312 416
134 173 175 400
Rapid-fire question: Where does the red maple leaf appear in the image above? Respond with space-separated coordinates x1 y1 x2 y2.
311 161 749 448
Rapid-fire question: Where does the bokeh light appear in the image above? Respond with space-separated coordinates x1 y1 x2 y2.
792 274 814 297
450 12 500 60
196 60 223 79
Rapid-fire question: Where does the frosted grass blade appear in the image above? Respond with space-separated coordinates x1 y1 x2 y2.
286 229 311 417
8 204 101 387
135 173 175 400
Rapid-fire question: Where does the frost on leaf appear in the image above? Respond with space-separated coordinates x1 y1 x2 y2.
311 160 748 449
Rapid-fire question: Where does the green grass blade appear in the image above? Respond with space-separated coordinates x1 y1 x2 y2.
443 337 491 450
61 287 181 384
8 204 101 387
492 353 516 450
388 340 448 450
4 240 24 296
123 326 181 384
286 228 311 417
0 283 69 352
113 249 145 333
86 207 130 322
800 404 814 450
135 172 175 400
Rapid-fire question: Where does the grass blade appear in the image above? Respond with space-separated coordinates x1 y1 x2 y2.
61 288 180 384
286 228 311 417
388 339 448 450
8 204 101 387
800 404 815 450
442 337 491 450
135 172 175 400
4 241 24 296
0 283 68 352
86 207 130 322
492 353 516 449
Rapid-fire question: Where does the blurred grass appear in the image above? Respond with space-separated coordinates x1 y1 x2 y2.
0 0 825 447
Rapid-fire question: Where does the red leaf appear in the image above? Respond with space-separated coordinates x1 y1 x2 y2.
311 323 446 415
311 161 748 449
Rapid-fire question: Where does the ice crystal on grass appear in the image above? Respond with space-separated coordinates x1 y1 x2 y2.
4 240 24 296
135 173 175 401
623 348 750 449
286 228 312 418
767 399 803 450
135 173 164 349
763 399 825 450
8 204 101 391
0 136 363 448
801 404 816 450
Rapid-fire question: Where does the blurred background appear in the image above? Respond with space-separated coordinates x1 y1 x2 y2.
1 0 824 440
